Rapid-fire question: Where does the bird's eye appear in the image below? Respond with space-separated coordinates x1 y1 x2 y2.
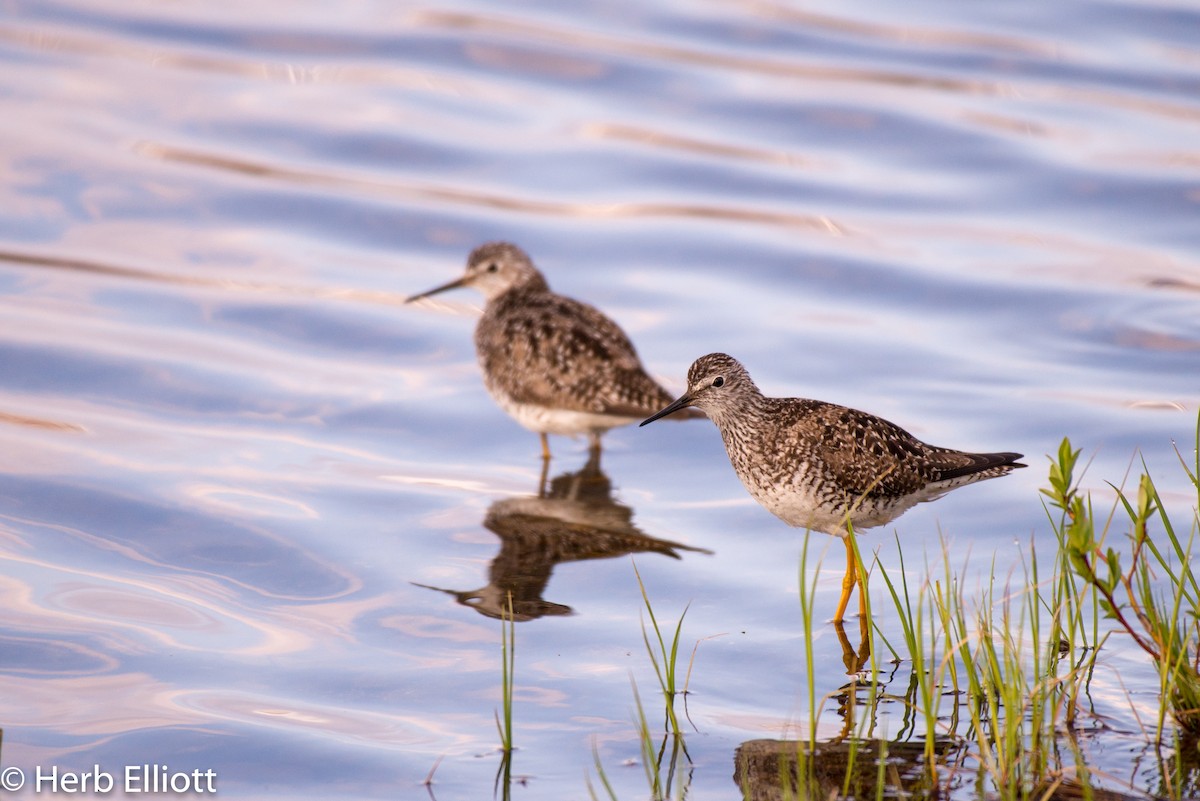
486 263 499 273
712 376 725 388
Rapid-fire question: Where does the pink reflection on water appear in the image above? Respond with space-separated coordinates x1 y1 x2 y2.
0 567 311 657
50 583 224 630
0 672 210 734
379 612 492 645
174 690 467 749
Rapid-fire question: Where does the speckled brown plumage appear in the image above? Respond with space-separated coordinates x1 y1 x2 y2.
475 268 678 419
641 352 1023 622
407 242 697 456
413 447 710 621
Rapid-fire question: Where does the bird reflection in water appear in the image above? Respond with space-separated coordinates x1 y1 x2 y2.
733 662 960 801
732 664 1145 801
416 448 711 620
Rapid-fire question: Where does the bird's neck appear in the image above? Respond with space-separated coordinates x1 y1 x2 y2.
708 392 769 435
485 275 550 303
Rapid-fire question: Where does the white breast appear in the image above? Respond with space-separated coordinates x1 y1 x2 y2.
491 394 639 436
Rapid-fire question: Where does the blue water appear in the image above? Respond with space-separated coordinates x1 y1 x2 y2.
1 0 1198 798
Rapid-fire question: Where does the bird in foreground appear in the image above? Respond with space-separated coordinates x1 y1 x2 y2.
640 353 1023 623
406 242 698 459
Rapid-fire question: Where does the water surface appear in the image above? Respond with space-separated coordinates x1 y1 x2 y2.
1 0 1198 798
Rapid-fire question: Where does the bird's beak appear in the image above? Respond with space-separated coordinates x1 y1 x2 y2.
640 393 694 426
405 275 470 304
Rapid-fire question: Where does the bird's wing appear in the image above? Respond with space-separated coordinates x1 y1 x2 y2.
784 401 938 499
476 292 673 416
792 401 1021 498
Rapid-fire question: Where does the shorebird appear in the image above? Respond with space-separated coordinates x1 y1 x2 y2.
414 449 710 621
640 353 1022 622
407 242 697 458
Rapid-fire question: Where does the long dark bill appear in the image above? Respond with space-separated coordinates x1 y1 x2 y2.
405 275 470 304
639 394 694 427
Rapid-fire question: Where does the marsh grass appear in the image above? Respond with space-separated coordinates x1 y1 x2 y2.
1048 421 1200 799
589 565 696 800
1059 444 1200 735
494 593 516 799
632 562 691 739
589 420 1200 799
864 422 1200 800
774 534 835 800
869 515 1109 798
588 677 689 801
864 466 1119 799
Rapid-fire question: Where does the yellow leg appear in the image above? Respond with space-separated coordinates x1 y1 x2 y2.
833 535 857 623
539 433 551 461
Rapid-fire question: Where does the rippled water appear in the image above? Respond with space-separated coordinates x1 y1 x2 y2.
1 0 1198 798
